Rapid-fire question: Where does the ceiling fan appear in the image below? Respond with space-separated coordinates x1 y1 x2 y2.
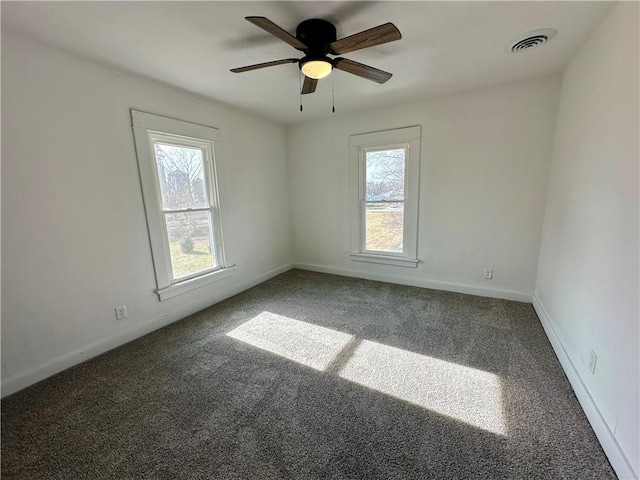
231 17 402 95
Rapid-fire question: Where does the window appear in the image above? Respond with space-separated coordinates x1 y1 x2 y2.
131 110 233 300
349 126 421 267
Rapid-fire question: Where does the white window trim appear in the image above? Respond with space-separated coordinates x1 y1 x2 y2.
154 266 236 301
131 110 234 300
349 126 421 268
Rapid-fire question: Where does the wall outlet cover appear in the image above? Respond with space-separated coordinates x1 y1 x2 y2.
115 305 127 321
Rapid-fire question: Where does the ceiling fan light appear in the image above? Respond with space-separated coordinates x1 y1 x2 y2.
301 60 332 79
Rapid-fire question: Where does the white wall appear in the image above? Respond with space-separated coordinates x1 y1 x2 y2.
3 12 637 476
1 34 292 396
534 3 639 478
287 76 561 301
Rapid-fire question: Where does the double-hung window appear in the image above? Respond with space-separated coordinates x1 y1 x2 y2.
131 110 233 300
349 126 421 267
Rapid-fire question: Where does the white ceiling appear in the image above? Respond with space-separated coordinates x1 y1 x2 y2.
2 1 612 125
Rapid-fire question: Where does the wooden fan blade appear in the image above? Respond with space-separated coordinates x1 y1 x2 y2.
301 76 318 95
245 16 307 51
231 58 298 73
329 22 401 55
333 58 392 84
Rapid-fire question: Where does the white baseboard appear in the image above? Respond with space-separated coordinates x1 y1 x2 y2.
293 262 532 303
532 295 637 480
1 263 293 398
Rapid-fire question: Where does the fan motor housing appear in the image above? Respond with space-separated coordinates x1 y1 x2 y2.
296 19 337 55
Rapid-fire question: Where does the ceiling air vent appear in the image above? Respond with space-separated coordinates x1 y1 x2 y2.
507 28 557 52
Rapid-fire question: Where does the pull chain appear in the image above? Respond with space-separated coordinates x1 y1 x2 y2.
332 74 336 113
299 71 303 112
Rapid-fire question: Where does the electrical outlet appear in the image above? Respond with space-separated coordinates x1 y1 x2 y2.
483 268 493 280
588 350 597 374
115 305 127 321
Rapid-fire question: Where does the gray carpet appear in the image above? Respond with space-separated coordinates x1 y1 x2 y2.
1 269 617 479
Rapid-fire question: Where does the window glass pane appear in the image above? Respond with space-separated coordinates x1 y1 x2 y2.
365 202 404 253
366 149 405 201
165 211 216 279
154 143 208 210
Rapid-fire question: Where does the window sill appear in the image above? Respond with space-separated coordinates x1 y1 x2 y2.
349 253 419 268
155 265 236 301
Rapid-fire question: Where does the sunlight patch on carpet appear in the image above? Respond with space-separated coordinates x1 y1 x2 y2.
339 340 506 436
228 312 505 436
226 312 353 371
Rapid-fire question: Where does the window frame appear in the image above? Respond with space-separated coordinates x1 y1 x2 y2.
150 133 222 282
360 142 408 256
131 110 234 300
349 126 421 267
